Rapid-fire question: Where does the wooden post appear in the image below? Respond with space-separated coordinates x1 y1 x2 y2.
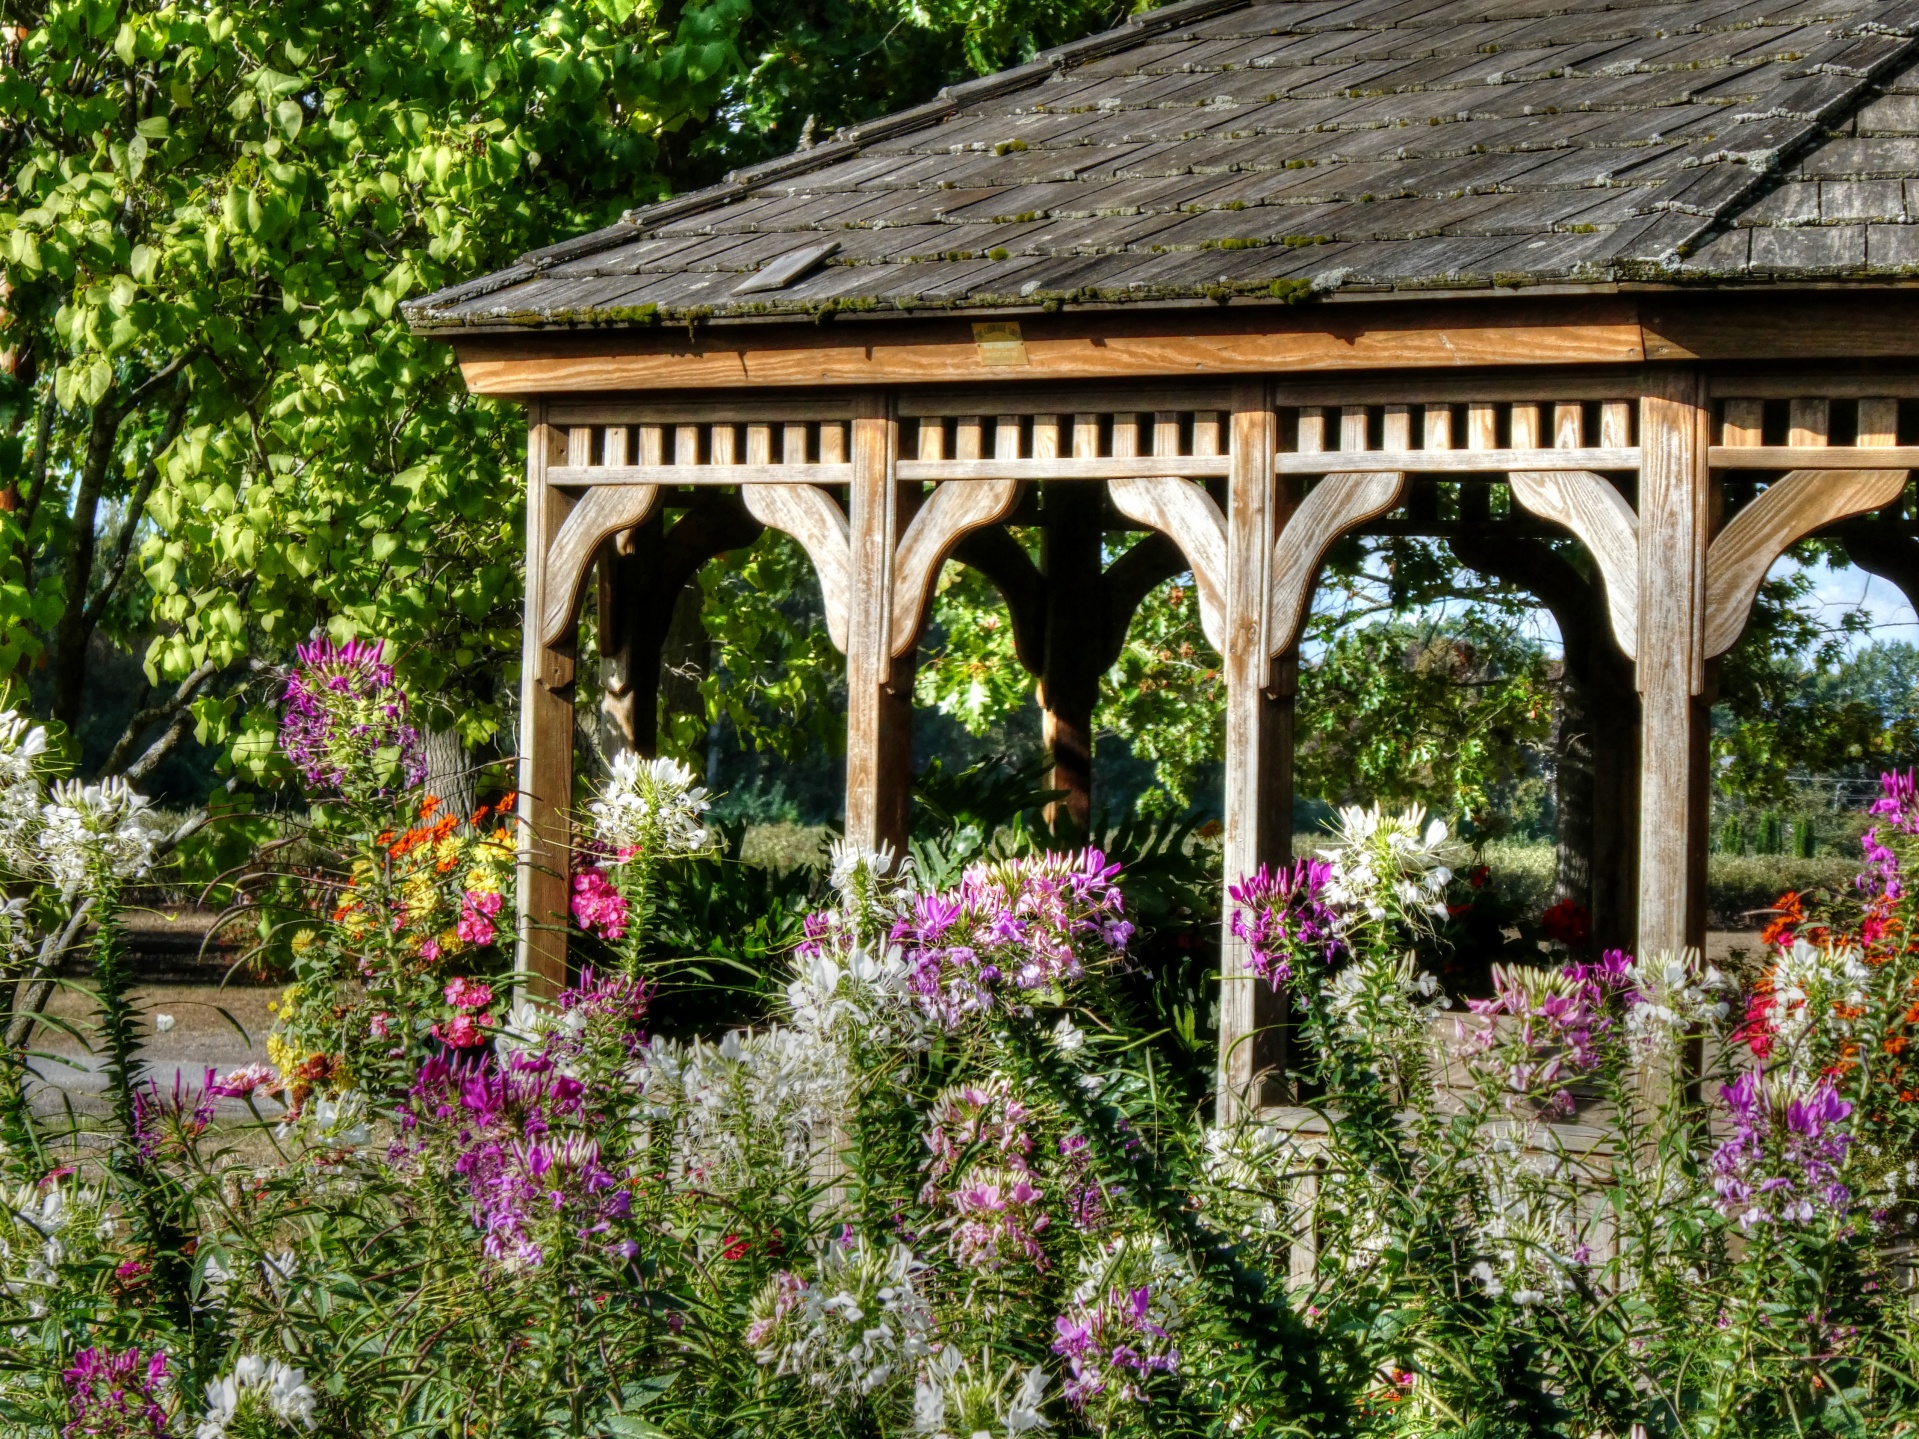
845 392 913 858
1636 370 1713 962
517 402 577 997
1219 381 1294 1122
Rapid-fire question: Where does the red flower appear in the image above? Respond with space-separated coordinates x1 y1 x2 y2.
1540 898 1591 948
721 1234 750 1261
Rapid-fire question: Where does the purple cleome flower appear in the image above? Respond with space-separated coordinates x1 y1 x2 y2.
1229 858 1341 985
896 849 1131 1029
61 1347 170 1439
280 637 426 795
1711 1071 1853 1228
1052 1283 1179 1409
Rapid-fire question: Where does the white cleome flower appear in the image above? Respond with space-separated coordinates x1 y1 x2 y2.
37 776 156 897
0 712 49 789
196 1354 317 1437
588 752 709 861
1319 803 1453 923
1624 948 1731 1049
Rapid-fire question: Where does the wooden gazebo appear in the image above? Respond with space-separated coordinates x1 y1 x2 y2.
408 0 1919 1114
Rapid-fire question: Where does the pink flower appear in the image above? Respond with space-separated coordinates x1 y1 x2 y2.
421 938 441 962
444 977 494 1011
370 1012 390 1040
571 866 628 940
433 1013 491 1049
209 1063 278 1098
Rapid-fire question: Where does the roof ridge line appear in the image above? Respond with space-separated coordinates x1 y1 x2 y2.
508 0 1256 275
1622 7 1919 264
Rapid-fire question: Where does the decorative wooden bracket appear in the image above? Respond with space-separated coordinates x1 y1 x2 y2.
1268 472 1405 656
1702 467 1910 658
1107 476 1228 653
539 485 662 646
1507 470 1641 660
742 484 854 652
890 479 1022 657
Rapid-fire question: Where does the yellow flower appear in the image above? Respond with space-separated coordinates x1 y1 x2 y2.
290 928 316 955
267 1030 297 1075
464 868 500 896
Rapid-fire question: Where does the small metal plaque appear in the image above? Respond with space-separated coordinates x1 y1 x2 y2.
973 320 1029 366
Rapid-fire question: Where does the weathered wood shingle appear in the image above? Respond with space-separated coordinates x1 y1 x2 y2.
407 0 1919 330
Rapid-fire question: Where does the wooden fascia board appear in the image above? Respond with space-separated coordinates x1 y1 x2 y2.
450 291 1919 397
450 298 1649 396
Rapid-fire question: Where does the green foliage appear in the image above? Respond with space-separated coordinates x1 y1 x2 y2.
1715 573 1919 808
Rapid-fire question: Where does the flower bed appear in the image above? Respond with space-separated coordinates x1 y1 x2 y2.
0 642 1916 1435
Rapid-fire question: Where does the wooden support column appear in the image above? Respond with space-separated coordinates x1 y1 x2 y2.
1219 381 1293 1122
1636 371 1713 963
845 392 913 858
517 403 577 997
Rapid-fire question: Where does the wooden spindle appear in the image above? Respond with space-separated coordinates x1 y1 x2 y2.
1423 404 1452 450
745 424 772 466
1553 403 1582 449
1510 404 1540 450
710 425 738 465
567 427 594 466
996 415 1022 460
1598 401 1632 448
1382 404 1411 451
638 426 665 465
820 423 847 464
1721 399 1763 447
1466 402 1498 451
1154 410 1182 457
955 417 983 461
784 422 811 464
675 424 701 465
1073 413 1100 459
1033 414 1061 461
1859 397 1899 448
602 426 630 467
1788 398 1829 448
1111 413 1140 458
1296 407 1325 454
1192 411 1222 456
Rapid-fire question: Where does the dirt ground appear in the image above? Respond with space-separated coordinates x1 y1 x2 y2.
23 980 282 1123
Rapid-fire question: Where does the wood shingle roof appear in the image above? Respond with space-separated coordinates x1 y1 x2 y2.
406 0 1919 331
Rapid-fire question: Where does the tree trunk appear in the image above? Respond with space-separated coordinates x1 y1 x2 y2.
423 726 475 818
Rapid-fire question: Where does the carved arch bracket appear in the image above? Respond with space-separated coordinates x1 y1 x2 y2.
1507 470 1641 660
742 484 854 651
1702 468 1909 658
890 479 1022 657
540 485 662 647
1107 476 1228 653
1269 472 1405 657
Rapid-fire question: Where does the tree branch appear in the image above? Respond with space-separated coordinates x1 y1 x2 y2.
84 386 188 630
99 656 217 778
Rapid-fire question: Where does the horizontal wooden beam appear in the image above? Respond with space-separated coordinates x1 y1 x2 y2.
547 395 857 425
897 456 1232 482
1707 375 1919 400
1711 446 1919 470
549 463 853 487
1277 446 1638 474
896 382 1230 417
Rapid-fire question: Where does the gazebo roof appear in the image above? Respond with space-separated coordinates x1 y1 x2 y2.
407 0 1919 333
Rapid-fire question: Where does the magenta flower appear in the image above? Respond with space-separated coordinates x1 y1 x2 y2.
1051 1283 1179 1409
279 636 425 795
896 850 1130 1029
1711 1071 1854 1227
571 866 628 940
61 1347 170 1439
457 888 505 946
432 1013 490 1049
1229 858 1340 985
444 977 494 1011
